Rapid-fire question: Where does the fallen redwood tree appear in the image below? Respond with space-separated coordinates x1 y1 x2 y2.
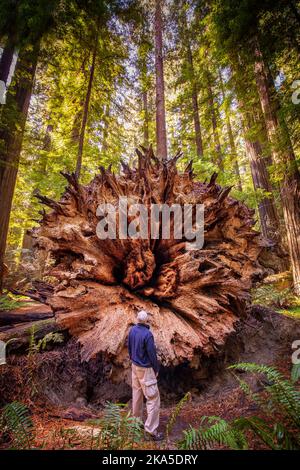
18 147 267 381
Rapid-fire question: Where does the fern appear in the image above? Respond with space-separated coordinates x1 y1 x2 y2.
229 363 300 427
28 326 64 356
90 402 143 450
179 362 300 450
291 363 300 384
165 391 191 443
1 401 34 449
178 416 248 450
235 416 299 450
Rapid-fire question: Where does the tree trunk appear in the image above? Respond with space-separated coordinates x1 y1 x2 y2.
0 41 15 85
102 102 110 154
75 31 98 178
245 129 281 241
31 147 266 376
39 122 53 174
187 47 203 158
142 90 149 147
0 43 39 292
237 93 284 246
182 11 203 158
218 69 242 190
0 318 61 352
207 72 223 168
154 0 168 160
0 310 53 326
253 37 300 293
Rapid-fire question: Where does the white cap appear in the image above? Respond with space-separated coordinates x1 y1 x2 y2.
137 310 148 323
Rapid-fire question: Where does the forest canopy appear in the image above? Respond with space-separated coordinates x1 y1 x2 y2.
0 0 299 294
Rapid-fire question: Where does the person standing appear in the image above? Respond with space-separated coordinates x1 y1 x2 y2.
128 310 163 441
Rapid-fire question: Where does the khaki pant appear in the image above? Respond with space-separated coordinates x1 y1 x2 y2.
131 363 160 435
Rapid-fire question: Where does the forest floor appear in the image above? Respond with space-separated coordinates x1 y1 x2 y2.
0 294 299 450
18 358 293 451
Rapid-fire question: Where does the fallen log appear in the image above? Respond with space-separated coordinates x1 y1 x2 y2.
0 310 54 326
30 146 266 376
0 318 64 351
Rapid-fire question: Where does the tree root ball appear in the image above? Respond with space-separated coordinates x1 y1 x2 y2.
32 146 267 380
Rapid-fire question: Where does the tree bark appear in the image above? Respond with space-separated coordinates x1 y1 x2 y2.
0 310 53 326
102 102 110 154
0 41 15 85
253 37 300 293
75 31 98 178
154 0 168 160
142 90 149 147
187 45 203 158
0 43 39 292
181 10 203 158
0 318 61 352
206 72 223 168
218 69 242 190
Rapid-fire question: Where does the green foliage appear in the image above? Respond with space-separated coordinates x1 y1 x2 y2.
229 363 300 428
28 326 64 357
179 362 300 450
179 415 248 450
165 391 191 443
251 284 296 308
291 364 300 385
0 292 29 311
0 401 34 449
89 402 143 450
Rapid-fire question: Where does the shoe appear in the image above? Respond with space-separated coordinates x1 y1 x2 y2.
144 431 164 441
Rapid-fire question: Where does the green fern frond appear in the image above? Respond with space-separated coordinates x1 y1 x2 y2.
166 391 191 442
229 362 300 426
234 416 300 450
291 363 300 384
178 416 248 450
1 401 34 449
97 402 143 450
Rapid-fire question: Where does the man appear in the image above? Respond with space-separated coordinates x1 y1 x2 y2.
128 310 163 441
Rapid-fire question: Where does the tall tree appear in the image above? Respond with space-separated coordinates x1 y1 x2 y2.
0 43 39 290
253 38 300 292
75 25 99 178
218 68 241 190
179 3 203 158
154 0 168 159
136 20 152 149
206 69 223 168
213 0 300 292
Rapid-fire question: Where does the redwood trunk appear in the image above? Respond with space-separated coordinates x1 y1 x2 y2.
0 43 39 291
207 73 223 168
183 14 203 158
75 33 98 178
142 90 149 148
218 69 242 190
253 37 300 293
0 41 15 85
154 0 168 160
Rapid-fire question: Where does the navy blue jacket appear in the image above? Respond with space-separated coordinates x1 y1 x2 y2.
128 323 159 374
